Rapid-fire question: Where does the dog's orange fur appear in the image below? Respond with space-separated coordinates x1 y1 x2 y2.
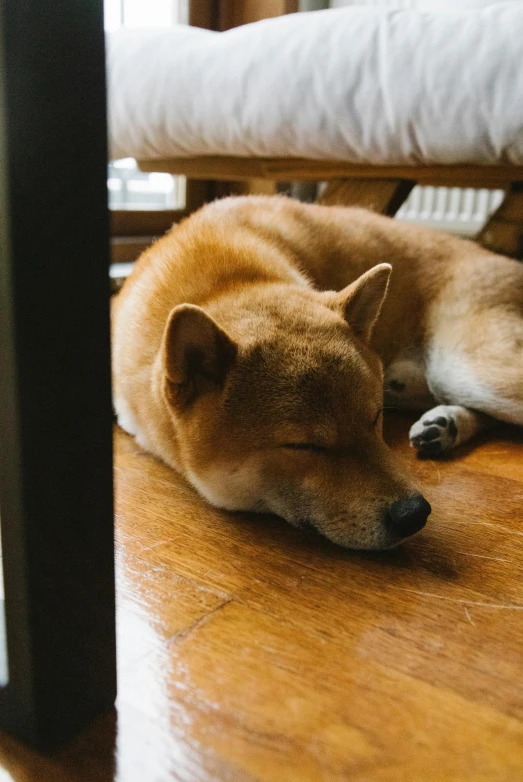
112 196 523 549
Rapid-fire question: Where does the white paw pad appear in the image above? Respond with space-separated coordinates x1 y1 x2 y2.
409 413 458 456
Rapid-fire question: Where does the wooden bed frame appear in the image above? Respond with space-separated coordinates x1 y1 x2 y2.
137 157 523 259
115 3 523 264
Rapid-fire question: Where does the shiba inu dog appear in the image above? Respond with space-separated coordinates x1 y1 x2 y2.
112 196 523 549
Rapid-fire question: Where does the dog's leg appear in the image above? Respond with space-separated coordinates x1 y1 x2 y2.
409 405 495 456
425 342 523 426
409 323 523 454
384 357 435 411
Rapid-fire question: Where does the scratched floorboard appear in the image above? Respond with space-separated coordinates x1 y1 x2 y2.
1 413 523 780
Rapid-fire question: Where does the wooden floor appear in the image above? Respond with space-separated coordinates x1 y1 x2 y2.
1 413 523 780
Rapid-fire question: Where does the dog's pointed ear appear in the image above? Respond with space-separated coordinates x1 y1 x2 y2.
331 264 391 343
162 304 237 405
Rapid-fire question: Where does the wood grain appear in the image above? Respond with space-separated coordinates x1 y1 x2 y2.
137 157 523 188
110 236 154 265
218 0 298 30
1 414 523 779
189 0 217 30
318 178 414 215
110 210 187 238
478 185 523 258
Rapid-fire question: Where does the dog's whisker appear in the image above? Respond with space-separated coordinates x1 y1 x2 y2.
112 194 522 550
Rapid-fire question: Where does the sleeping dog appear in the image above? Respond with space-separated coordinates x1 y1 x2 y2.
112 196 523 549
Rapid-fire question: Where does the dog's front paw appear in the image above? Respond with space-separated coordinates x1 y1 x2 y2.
409 408 458 456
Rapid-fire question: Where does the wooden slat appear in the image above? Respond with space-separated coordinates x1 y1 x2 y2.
231 178 279 196
478 221 523 258
111 236 153 265
138 156 523 187
189 0 218 29
219 0 298 29
185 179 214 212
110 209 187 237
318 178 414 215
478 185 523 258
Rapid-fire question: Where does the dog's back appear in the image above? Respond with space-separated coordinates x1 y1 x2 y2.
112 196 522 548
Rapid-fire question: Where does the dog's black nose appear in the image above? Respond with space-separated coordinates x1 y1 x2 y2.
385 492 431 538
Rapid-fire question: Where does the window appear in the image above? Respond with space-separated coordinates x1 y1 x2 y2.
105 0 188 210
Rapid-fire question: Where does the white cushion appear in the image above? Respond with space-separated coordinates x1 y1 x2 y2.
416 1 521 9
107 4 523 165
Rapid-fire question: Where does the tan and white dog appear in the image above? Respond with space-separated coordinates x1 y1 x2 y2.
112 196 523 549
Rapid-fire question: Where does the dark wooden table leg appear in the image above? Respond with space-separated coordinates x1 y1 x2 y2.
0 1 116 749
317 178 415 215
477 183 523 259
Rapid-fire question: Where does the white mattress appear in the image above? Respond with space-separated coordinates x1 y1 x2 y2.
107 4 523 166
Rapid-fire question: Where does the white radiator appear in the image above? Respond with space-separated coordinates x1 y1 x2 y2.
397 186 504 236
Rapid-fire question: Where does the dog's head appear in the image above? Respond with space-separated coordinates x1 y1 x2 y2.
159 264 430 549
